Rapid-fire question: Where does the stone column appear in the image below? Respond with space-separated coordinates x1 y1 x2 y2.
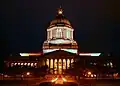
64 29 66 38
47 31 49 39
62 59 63 74
49 59 50 74
70 59 71 68
45 59 47 65
51 30 52 39
57 59 59 74
53 59 54 74
71 31 73 39
70 31 72 39
48 31 50 39
66 59 67 70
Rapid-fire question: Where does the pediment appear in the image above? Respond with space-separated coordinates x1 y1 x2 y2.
42 50 78 58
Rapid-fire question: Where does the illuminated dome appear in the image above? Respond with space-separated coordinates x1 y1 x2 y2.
43 7 78 54
48 7 72 28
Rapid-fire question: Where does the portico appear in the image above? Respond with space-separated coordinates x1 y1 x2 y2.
42 50 79 74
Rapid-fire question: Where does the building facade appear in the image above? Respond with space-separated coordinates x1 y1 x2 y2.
5 50 79 74
4 7 79 74
4 7 116 75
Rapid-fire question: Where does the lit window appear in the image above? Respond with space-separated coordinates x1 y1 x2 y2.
34 63 37 66
107 63 109 66
11 63 14 67
104 64 106 66
21 63 23 65
93 63 97 65
31 63 33 66
18 63 20 65
110 62 113 66
90 62 93 64
28 63 30 66
14 63 17 65
110 62 113 68
24 63 27 65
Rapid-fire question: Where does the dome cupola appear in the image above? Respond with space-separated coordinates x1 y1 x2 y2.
48 7 72 28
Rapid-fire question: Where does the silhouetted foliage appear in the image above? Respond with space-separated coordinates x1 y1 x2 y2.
66 58 117 76
6 65 49 77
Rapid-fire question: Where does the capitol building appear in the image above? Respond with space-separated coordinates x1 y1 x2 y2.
4 7 104 75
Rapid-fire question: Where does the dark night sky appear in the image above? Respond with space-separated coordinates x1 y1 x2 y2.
0 0 120 55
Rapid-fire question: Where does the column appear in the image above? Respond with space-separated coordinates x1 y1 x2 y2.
30 63 31 67
45 59 46 65
70 31 73 39
71 31 73 39
56 29 57 38
62 59 63 74
60 29 62 38
48 31 50 39
53 29 55 38
42 59 45 66
62 29 65 38
47 31 49 39
53 59 54 74
49 59 50 74
54 59 57 74
70 31 71 39
64 29 66 39
66 59 67 70
57 59 59 74
70 59 71 68
62 29 64 38
51 30 52 39
46 59 49 67
49 31 51 39
66 29 68 38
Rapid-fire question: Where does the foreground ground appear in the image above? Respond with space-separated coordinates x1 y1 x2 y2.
0 79 120 86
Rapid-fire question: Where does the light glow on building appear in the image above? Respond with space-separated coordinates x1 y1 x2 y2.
43 49 78 54
19 52 101 56
79 53 101 56
43 49 59 54
48 39 73 44
62 49 77 54
20 53 41 56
